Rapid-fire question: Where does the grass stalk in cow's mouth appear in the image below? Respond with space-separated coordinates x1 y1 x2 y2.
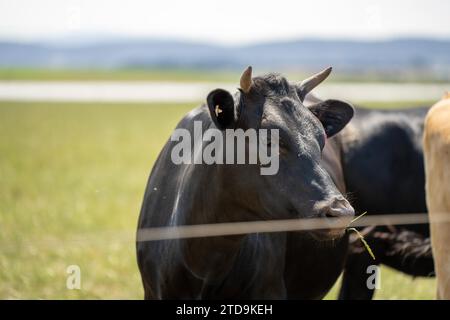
346 211 376 260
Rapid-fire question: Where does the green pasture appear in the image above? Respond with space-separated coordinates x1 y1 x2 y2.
0 68 237 82
0 68 446 83
0 100 436 299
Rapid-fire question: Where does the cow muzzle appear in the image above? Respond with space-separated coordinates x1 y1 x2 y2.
323 197 355 219
313 196 355 240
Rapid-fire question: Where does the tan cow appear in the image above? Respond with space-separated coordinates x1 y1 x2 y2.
424 92 450 299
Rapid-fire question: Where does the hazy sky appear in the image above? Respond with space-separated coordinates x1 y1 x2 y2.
1 0 449 44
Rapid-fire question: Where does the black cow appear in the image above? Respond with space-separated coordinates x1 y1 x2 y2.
136 67 356 299
332 105 434 299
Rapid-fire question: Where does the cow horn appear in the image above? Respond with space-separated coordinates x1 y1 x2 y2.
240 66 253 93
297 67 332 101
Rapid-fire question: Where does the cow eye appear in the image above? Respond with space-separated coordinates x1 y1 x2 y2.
279 139 288 149
275 139 289 156
266 137 287 152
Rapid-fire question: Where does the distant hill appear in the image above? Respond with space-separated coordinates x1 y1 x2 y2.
1 37 449 79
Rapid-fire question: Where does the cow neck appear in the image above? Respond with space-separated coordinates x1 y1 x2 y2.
177 163 248 281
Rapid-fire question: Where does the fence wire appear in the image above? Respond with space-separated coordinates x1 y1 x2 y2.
136 212 450 242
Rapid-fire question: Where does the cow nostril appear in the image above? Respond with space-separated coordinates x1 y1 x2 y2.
324 199 355 219
325 206 354 218
325 208 340 218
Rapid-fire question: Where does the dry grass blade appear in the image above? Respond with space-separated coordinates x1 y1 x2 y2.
350 211 368 224
347 227 376 260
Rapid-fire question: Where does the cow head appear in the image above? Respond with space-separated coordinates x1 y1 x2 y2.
206 67 355 240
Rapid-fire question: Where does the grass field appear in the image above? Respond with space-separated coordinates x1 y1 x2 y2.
0 68 447 83
0 100 436 299
0 68 239 82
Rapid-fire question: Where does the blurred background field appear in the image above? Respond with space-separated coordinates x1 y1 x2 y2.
0 100 436 299
0 65 449 83
0 68 238 83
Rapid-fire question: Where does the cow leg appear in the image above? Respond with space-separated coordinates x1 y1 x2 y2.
338 252 378 300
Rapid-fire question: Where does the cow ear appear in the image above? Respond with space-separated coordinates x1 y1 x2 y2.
207 89 236 129
308 99 354 138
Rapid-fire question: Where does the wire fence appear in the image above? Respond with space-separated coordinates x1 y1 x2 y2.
5 213 449 249
136 212 450 242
